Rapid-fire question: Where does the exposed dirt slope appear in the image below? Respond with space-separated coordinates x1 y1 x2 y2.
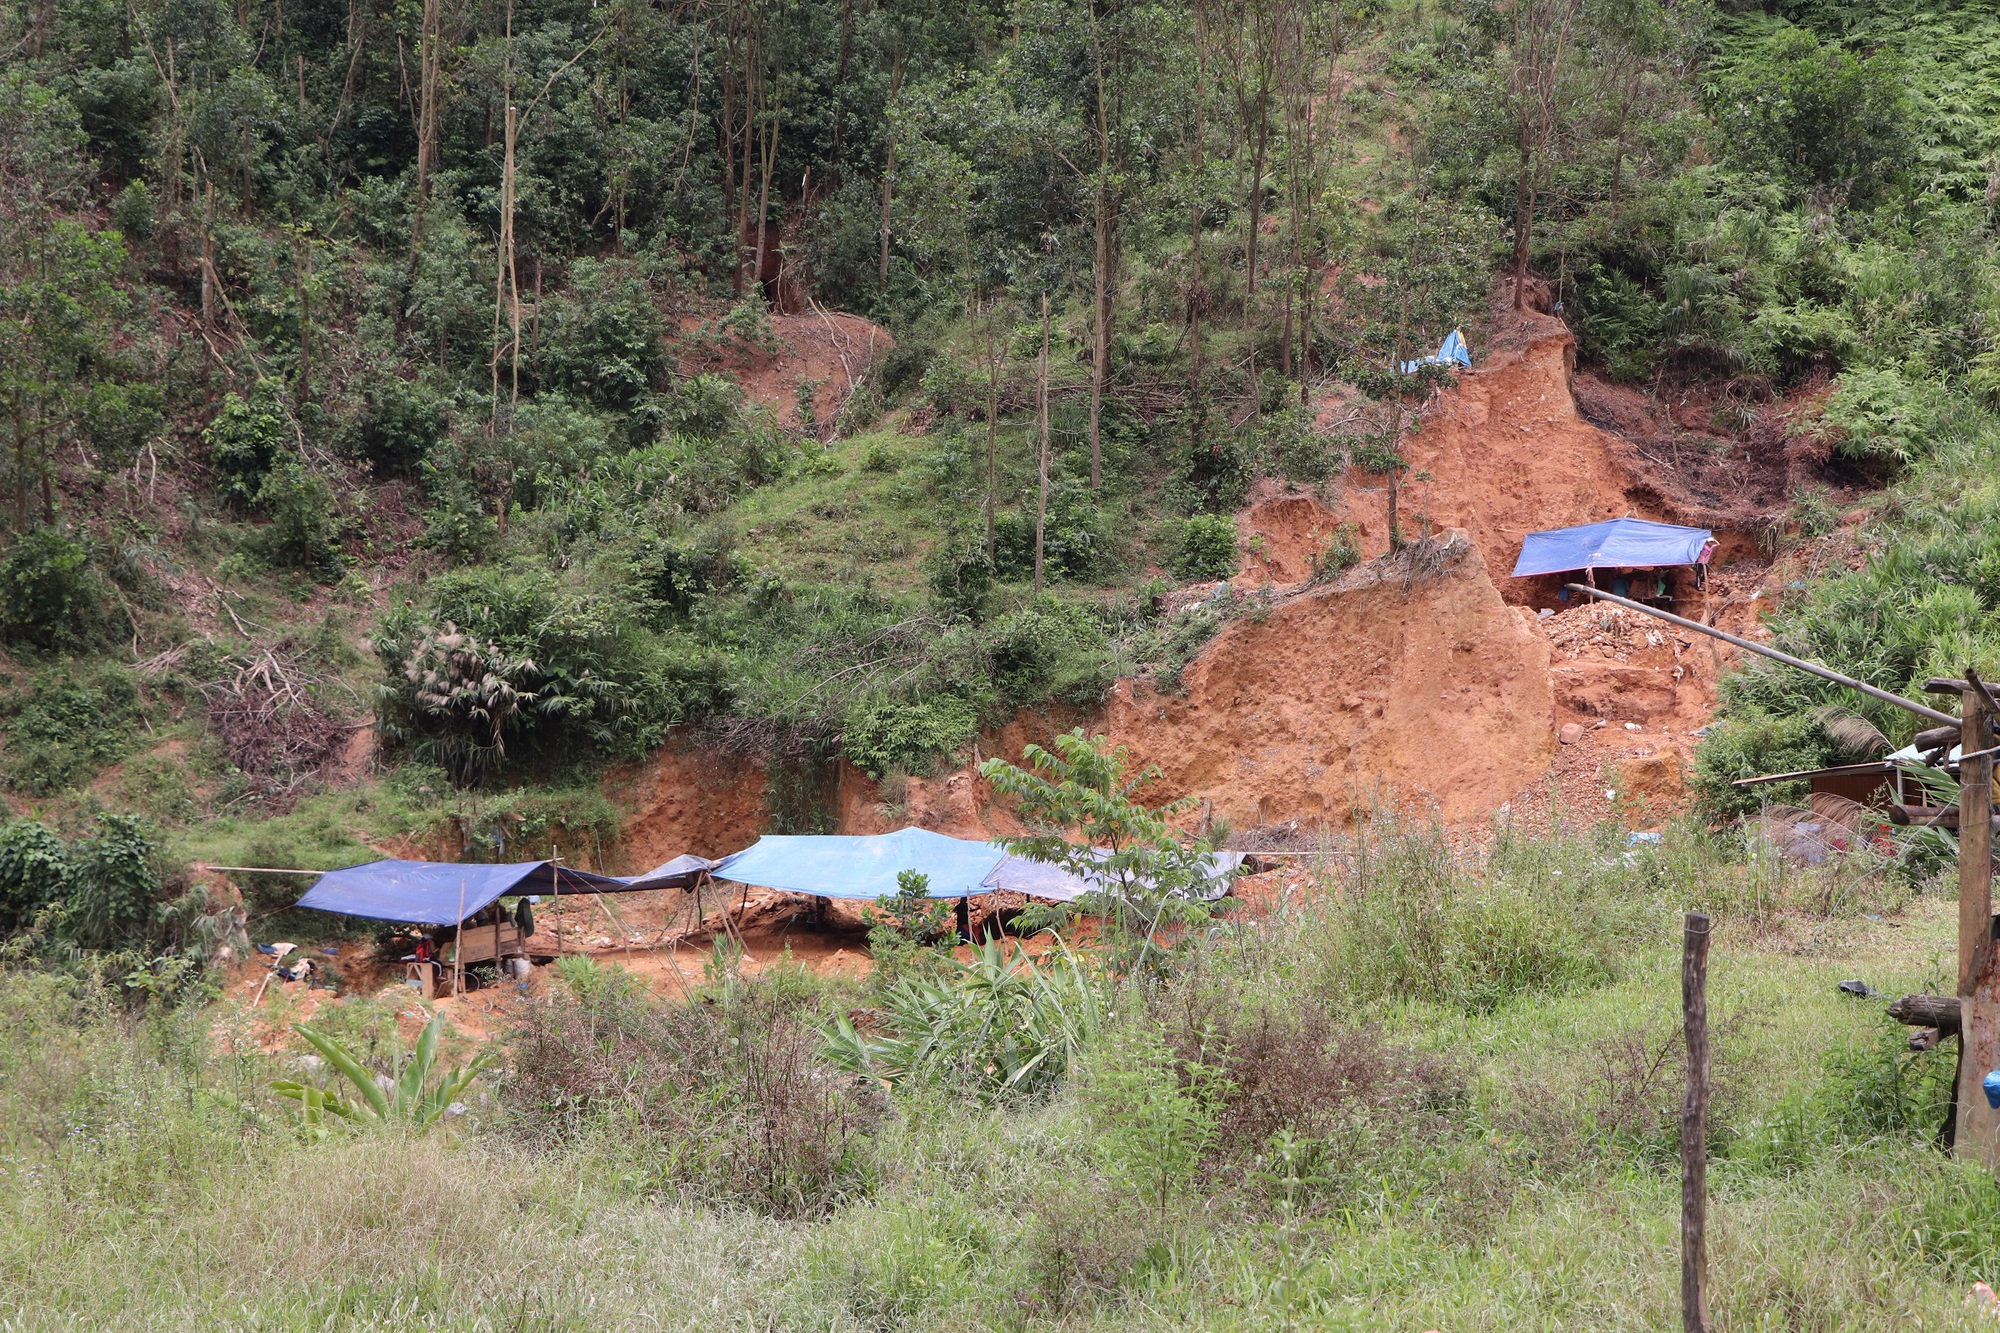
1108 531 1553 828
1329 310 1674 595
604 744 769 872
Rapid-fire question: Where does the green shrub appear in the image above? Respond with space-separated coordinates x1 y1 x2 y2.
251 459 345 578
988 603 1112 705
1802 366 1945 468
349 378 446 476
1264 407 1336 483
205 381 288 509
0 528 110 651
1 664 140 795
0 820 70 932
1173 514 1238 581
925 545 993 622
1707 23 1912 206
536 259 668 411
841 695 979 779
1083 1025 1224 1219
59 813 162 953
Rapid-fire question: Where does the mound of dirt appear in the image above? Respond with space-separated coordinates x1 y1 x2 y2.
1235 484 1347 585
707 309 893 437
1107 530 1554 829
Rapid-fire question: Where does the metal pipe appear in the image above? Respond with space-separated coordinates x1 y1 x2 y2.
1562 584 1960 726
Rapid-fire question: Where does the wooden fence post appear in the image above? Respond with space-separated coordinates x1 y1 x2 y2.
1956 678 2000 1166
1682 910 1712 1333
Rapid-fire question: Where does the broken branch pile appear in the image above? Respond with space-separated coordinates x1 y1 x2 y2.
199 646 351 804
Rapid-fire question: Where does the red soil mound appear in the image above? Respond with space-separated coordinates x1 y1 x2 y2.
1107 530 1554 829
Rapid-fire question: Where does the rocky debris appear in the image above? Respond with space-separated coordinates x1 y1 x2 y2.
1538 603 1680 661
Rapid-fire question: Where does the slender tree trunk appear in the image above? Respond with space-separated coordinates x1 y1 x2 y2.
878 51 904 290
1086 1 1114 489
830 0 855 173
754 96 781 304
1034 293 1051 595
1512 117 1532 311
985 314 1000 563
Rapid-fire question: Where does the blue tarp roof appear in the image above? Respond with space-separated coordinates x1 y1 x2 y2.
712 827 1005 900
1401 329 1471 374
983 850 1247 902
294 856 713 926
1511 517 1715 579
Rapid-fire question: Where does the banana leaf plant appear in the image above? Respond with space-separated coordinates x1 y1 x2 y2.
272 1014 493 1128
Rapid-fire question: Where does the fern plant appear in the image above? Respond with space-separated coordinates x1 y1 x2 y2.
272 1014 492 1129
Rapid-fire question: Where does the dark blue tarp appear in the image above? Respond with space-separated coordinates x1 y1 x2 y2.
1511 517 1714 579
712 827 1006 900
294 856 712 926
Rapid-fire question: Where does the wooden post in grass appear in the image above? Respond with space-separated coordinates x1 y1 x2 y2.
1954 673 2000 1167
1681 910 1712 1333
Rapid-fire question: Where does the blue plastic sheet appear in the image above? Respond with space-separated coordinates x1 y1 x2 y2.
294 856 712 926
712 827 1006 900
1400 329 1471 374
982 850 1247 902
1510 517 1714 579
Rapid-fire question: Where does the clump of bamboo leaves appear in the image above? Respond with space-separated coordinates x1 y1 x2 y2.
272 1014 492 1128
821 939 1104 1101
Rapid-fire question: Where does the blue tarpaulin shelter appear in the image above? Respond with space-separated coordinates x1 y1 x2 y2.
294 856 713 926
1400 329 1471 374
1510 517 1715 579
712 827 1005 900
982 850 1247 902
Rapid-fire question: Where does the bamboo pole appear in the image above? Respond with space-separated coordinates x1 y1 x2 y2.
1681 910 1712 1333
1563 585 1959 725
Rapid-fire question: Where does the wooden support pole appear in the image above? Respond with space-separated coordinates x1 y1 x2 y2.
1955 676 2000 1167
1682 910 1713 1333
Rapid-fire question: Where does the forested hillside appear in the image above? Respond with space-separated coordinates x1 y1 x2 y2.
15 0 2000 1326
4 0 2000 960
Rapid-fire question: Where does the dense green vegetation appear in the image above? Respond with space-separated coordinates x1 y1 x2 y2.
1 0 1992 822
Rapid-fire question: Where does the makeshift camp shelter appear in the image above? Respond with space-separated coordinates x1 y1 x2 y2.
1511 517 1716 581
293 854 715 990
712 827 1004 900
711 826 1246 904
294 856 712 925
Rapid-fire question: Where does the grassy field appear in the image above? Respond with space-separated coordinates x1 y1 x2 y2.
4 826 1999 1331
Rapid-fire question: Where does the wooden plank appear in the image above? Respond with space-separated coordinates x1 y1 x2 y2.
1681 911 1713 1333
1956 682 2000 1169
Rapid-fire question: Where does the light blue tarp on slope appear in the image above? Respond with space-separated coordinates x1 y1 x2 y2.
1510 516 1714 579
712 827 1006 900
294 856 714 926
983 850 1248 902
1400 328 1471 374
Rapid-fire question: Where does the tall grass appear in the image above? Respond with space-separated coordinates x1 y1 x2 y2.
0 819 1986 1329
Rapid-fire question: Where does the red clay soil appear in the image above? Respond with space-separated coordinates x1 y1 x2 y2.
1107 530 1554 830
604 742 770 871
1235 483 1348 586
1327 311 1683 600
694 309 894 437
